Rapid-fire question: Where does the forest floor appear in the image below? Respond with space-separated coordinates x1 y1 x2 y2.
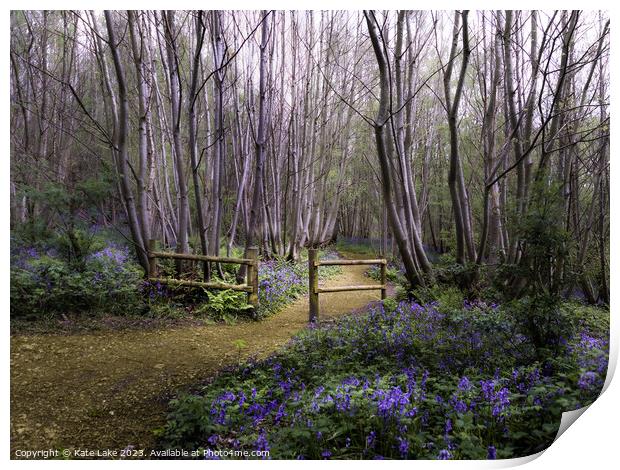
10 253 389 458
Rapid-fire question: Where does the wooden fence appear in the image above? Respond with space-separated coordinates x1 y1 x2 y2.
147 239 259 309
308 248 387 323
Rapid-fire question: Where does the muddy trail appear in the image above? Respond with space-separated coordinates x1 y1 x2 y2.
10 253 388 456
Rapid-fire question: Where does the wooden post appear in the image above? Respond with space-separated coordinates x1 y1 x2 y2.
380 259 387 300
247 247 259 311
202 258 209 283
148 239 158 278
308 248 319 323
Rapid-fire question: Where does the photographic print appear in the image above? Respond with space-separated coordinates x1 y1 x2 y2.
9 7 611 462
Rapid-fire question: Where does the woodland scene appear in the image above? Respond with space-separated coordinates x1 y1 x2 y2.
9 9 610 461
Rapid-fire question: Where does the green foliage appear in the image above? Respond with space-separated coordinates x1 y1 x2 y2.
505 294 576 359
381 297 398 313
11 244 143 319
411 285 464 314
394 285 411 302
232 339 248 350
11 219 53 248
195 289 254 323
52 228 104 267
563 301 609 337
232 339 249 364
430 253 479 291
513 179 573 297
24 177 113 212
366 264 402 283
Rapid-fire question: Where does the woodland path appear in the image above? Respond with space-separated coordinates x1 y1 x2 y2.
10 253 387 457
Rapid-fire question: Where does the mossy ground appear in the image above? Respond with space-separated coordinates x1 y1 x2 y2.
10 253 387 458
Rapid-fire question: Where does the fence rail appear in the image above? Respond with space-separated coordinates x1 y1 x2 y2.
147 239 259 309
149 251 255 265
308 248 387 323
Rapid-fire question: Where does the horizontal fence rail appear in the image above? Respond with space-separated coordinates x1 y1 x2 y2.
308 248 387 323
147 239 259 309
147 278 253 292
149 251 255 265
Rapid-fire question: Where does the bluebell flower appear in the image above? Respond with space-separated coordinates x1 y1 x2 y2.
458 376 471 391
578 371 598 390
452 398 468 414
366 431 376 448
255 429 270 456
492 388 510 417
398 437 409 457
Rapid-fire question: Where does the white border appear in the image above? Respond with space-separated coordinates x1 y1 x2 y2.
3 2 617 469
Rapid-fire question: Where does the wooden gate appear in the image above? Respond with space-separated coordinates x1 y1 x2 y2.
307 248 387 323
147 239 259 309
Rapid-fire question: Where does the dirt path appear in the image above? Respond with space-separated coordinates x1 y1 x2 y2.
10 257 384 456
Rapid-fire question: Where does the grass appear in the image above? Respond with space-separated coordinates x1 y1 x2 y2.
335 239 381 257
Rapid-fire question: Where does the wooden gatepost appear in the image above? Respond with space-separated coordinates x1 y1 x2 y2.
308 248 387 323
147 240 260 310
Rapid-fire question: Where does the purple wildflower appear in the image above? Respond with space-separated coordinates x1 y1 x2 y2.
458 376 471 391
366 431 376 448
578 371 598 390
398 437 409 457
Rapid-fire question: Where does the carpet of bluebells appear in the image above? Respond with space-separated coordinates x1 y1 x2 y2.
159 299 608 460
10 241 142 318
256 250 341 317
256 260 306 315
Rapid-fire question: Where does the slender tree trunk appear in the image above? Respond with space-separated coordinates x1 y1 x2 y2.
238 11 271 281
103 11 149 271
163 11 190 270
188 11 210 280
